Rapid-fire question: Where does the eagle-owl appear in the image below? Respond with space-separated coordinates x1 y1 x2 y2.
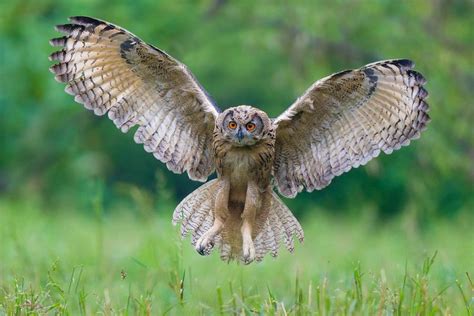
49 17 430 264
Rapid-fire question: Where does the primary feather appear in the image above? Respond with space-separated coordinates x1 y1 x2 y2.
49 16 219 181
273 59 430 197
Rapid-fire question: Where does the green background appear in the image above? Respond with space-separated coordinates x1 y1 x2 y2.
0 0 473 314
1 0 472 219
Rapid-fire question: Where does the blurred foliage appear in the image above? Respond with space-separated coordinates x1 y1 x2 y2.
0 0 473 220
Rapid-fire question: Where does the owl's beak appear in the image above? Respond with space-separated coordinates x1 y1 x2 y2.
236 128 244 141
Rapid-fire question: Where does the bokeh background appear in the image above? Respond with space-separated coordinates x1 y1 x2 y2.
0 0 473 313
1 0 473 219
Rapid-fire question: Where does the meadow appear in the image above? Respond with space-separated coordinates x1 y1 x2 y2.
1 0 473 315
1 195 472 315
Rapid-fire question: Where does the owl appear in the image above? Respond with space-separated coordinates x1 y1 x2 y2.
49 17 430 264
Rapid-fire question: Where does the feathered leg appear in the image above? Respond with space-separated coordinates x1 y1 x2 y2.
241 181 261 264
195 178 230 255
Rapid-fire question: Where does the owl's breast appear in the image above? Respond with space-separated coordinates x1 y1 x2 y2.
222 150 255 186
217 143 274 188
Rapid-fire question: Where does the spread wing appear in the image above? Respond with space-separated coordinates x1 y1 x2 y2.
49 16 220 181
273 59 430 198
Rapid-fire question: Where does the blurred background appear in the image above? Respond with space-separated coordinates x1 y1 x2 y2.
1 0 472 222
1 0 473 313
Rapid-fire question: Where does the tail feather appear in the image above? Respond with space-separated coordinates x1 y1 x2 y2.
253 192 304 261
173 179 217 238
218 239 232 262
173 180 304 263
255 211 282 260
272 192 304 252
187 206 211 237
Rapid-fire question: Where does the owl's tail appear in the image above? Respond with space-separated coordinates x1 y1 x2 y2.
250 192 304 262
172 180 304 263
172 179 219 250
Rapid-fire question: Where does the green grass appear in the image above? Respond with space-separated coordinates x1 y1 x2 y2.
0 196 472 315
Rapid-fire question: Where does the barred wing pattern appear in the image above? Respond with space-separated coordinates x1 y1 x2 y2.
172 179 304 262
49 16 220 181
273 59 430 198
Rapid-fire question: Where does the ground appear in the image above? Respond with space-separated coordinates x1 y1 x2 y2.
0 197 472 315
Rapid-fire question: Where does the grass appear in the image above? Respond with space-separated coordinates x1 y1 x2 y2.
0 195 472 315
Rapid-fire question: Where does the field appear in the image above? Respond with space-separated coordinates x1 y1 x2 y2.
1 0 473 315
1 196 472 315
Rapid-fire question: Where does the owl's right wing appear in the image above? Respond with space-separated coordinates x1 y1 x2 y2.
49 16 220 181
273 59 430 198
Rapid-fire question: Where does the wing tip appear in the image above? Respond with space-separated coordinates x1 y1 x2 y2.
54 74 67 83
391 58 414 70
55 23 84 34
49 36 68 47
64 84 75 96
417 86 429 99
419 111 431 126
68 16 103 26
55 17 105 35
407 70 427 86
365 58 414 70
49 64 60 74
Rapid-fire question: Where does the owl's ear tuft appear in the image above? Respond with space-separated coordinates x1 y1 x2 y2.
252 113 263 125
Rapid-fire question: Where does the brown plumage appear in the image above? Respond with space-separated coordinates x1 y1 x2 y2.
49 16 430 264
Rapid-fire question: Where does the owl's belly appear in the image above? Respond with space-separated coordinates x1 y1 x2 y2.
217 145 274 215
224 151 255 187
223 152 254 212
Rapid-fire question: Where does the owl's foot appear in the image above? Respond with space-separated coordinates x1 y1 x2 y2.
242 235 255 264
195 232 216 256
195 218 224 256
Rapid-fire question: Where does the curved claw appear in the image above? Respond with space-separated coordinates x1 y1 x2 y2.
242 239 256 264
195 234 215 256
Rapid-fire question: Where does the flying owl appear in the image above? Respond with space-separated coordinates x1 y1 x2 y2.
49 17 430 264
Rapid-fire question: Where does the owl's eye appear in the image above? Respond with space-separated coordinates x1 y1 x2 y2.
228 121 238 129
246 122 256 132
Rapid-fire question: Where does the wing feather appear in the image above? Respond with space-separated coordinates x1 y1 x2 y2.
273 59 430 197
49 16 220 181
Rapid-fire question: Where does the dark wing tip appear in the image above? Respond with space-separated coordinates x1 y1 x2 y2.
418 86 429 99
407 70 427 85
49 63 62 74
424 114 432 126
55 23 84 34
68 16 103 26
48 50 65 61
417 112 431 131
391 59 414 70
49 36 68 47
419 100 429 112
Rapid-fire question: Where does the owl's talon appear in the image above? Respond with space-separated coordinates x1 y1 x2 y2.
242 239 255 264
195 233 215 256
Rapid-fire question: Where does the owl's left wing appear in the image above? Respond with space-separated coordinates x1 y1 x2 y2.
273 59 430 198
49 16 220 181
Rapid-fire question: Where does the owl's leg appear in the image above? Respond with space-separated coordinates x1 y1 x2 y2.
195 178 229 255
241 181 259 264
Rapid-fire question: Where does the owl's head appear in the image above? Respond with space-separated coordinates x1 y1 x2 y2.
216 106 273 147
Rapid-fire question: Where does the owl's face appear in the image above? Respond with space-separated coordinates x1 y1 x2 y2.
217 106 272 147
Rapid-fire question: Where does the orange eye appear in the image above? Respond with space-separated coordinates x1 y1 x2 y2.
246 122 256 132
228 121 237 129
